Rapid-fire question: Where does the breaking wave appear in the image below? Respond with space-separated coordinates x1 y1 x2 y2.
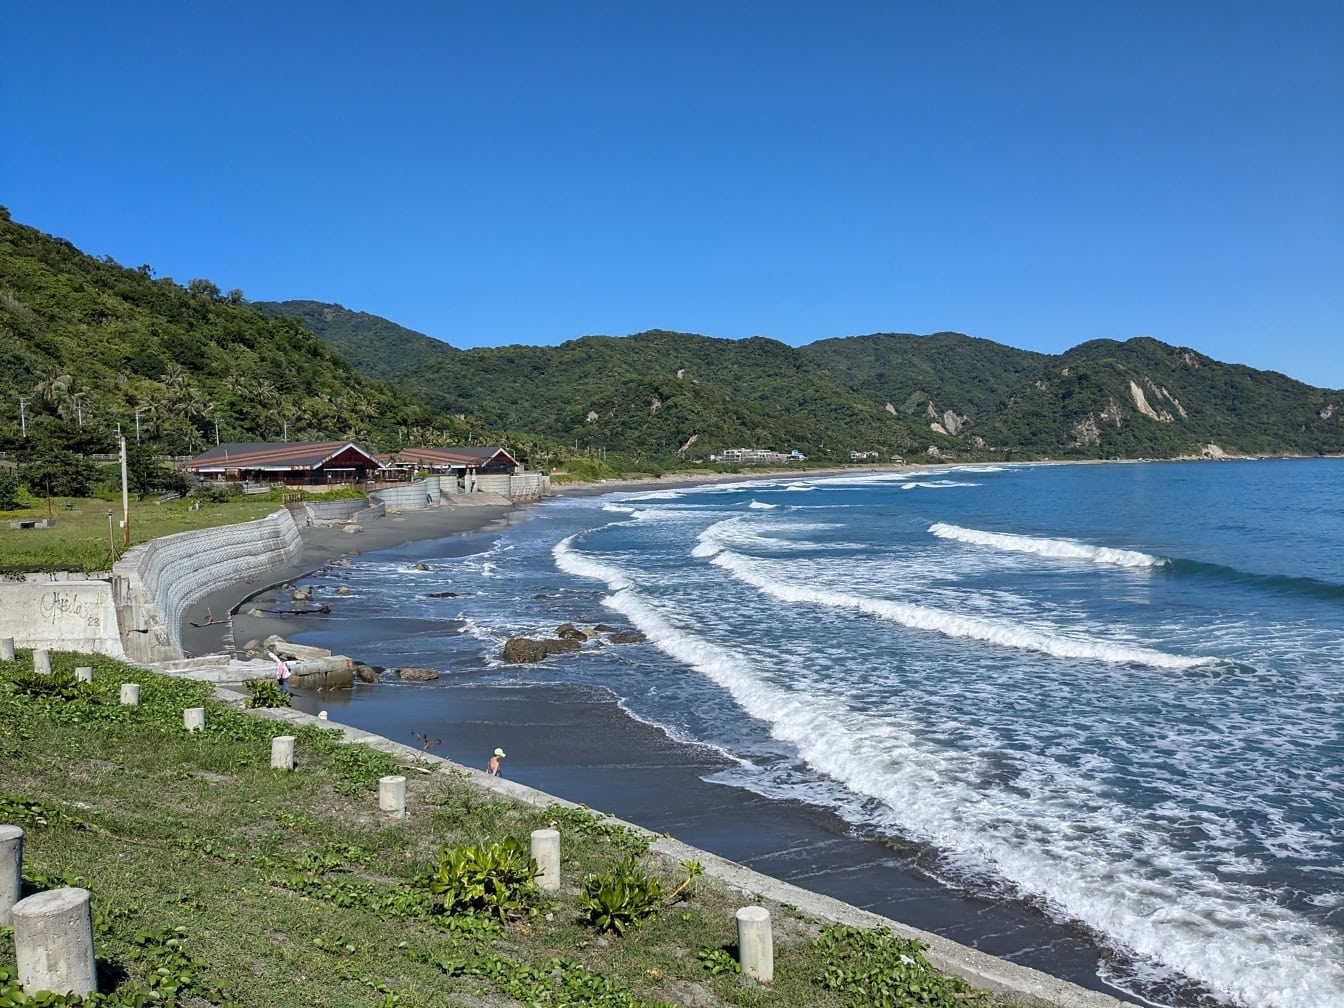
929 523 1167 568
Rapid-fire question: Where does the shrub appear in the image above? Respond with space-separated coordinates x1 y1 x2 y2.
243 679 291 708
428 837 540 921
0 468 19 510
578 859 663 935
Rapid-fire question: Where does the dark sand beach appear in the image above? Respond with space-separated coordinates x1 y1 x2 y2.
182 472 1172 1005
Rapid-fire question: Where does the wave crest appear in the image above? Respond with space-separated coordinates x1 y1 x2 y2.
929 523 1167 568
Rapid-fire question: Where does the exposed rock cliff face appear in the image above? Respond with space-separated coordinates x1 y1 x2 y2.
1072 417 1101 447
1129 380 1172 422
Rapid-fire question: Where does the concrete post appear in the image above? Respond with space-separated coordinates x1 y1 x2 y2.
271 735 295 770
0 637 14 661
11 887 97 996
33 649 51 675
119 683 140 705
736 905 774 983
183 708 205 732
0 824 22 926
530 828 560 892
378 775 406 817
74 667 92 683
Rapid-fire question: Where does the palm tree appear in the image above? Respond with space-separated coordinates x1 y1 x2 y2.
34 369 72 411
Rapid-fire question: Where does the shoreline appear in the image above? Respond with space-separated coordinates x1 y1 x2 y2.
182 460 1261 1006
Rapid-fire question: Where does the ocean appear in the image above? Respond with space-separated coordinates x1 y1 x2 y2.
287 459 1343 1008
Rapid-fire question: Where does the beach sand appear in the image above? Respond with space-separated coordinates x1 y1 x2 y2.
178 470 1166 1003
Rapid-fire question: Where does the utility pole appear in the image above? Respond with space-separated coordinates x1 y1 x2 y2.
119 435 130 549
282 420 288 443
74 392 86 427
17 397 27 437
134 407 143 444
214 417 220 445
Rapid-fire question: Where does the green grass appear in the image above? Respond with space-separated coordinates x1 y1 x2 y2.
0 651 1001 1008
0 489 353 573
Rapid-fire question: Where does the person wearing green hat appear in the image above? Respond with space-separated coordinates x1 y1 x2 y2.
488 747 506 776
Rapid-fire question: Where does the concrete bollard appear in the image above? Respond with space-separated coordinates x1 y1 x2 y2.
33 649 51 676
271 735 296 770
74 666 93 683
530 828 561 892
378 775 407 817
0 637 14 661
318 710 328 720
1 824 22 926
119 683 140 706
12 887 97 996
183 708 205 733
736 905 774 983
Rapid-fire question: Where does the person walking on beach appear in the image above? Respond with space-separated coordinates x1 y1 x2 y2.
488 747 506 775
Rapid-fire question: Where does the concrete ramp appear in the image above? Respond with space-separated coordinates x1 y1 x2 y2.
0 580 125 657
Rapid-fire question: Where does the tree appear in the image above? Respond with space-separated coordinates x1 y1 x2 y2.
0 468 20 510
18 450 97 497
226 288 246 305
125 443 187 499
186 278 221 299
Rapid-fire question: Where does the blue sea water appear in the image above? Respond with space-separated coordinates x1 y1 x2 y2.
297 459 1343 1008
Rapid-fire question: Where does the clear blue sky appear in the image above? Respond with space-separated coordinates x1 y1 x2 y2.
4 1 1342 387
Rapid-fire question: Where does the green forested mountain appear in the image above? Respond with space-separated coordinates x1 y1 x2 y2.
3 208 1340 468
0 210 467 456
984 337 1343 457
401 329 936 460
252 300 455 381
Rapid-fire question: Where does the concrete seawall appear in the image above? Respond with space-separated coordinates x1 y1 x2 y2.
111 509 304 662
233 693 1127 1008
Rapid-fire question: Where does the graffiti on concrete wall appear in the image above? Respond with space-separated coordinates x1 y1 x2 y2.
39 589 103 630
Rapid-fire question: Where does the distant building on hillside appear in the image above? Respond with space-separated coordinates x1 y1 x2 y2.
849 450 878 462
183 441 384 485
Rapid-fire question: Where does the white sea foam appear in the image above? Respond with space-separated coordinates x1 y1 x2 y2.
703 547 1213 670
901 480 980 490
930 522 1167 569
556 537 1342 1008
602 502 637 514
747 499 777 510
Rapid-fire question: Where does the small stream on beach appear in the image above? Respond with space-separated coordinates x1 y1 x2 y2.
281 460 1344 1008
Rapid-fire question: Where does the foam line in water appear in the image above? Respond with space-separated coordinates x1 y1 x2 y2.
706 548 1213 670
554 538 1339 1008
929 522 1167 569
902 480 979 490
747 499 777 510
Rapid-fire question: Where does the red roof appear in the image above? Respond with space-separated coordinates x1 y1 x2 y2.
184 441 382 472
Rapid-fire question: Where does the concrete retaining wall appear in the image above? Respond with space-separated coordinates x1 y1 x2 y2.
303 497 371 526
373 480 437 511
112 509 303 661
0 581 125 657
473 472 548 500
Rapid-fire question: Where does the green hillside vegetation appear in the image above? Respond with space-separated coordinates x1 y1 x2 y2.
984 338 1343 457
405 330 938 462
253 299 456 381
0 209 468 460
4 206 1339 469
803 331 1342 459
803 331 1053 426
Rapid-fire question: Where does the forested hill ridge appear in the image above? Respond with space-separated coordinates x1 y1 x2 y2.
0 210 469 456
269 296 1343 460
2 208 1340 465
802 331 1342 458
252 299 455 381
